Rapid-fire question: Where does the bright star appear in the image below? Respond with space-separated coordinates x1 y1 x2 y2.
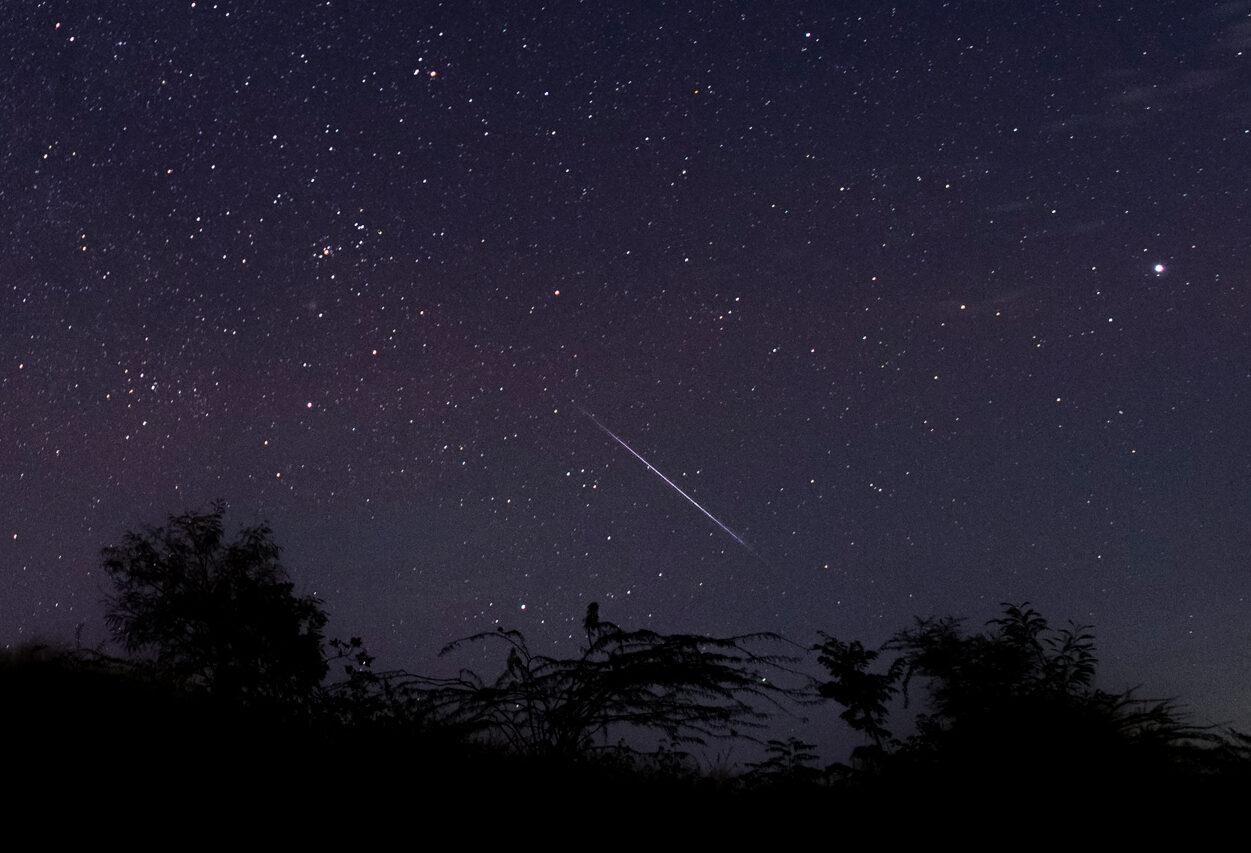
1154 263 1166 274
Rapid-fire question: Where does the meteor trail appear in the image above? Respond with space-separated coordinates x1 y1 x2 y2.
579 406 760 558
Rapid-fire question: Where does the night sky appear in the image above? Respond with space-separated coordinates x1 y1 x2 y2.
4 1 1250 747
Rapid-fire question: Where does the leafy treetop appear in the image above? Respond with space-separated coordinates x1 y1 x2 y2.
102 504 328 705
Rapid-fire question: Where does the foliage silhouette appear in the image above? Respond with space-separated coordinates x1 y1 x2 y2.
409 603 808 757
815 602 1223 788
14 501 1246 804
814 637 902 754
742 737 824 788
102 503 329 706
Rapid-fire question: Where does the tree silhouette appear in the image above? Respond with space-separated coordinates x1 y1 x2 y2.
816 603 1216 786
101 503 329 705
813 637 902 758
416 603 806 758
743 737 824 788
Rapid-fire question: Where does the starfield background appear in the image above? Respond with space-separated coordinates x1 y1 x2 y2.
2 1 1250 797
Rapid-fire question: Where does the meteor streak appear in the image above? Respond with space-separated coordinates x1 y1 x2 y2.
579 406 759 557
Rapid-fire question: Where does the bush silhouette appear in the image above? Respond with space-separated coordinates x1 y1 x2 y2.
101 503 329 706
13 500 1239 804
415 603 806 757
815 603 1219 789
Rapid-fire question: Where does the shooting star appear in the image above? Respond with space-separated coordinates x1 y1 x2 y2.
579 406 764 561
